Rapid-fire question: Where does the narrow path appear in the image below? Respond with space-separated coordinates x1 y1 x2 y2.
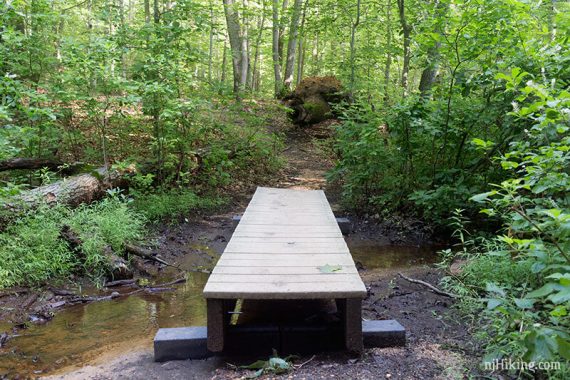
276 126 334 190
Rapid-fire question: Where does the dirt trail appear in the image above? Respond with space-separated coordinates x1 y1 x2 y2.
274 126 334 190
4 118 479 379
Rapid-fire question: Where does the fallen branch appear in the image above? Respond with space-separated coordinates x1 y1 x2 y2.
0 288 29 298
397 273 457 299
125 244 177 268
104 279 137 288
295 355 316 369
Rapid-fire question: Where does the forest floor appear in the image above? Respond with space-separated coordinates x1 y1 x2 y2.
2 116 480 379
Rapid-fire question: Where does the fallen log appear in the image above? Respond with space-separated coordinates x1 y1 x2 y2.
58 226 133 281
12 167 130 208
397 273 457 298
0 158 64 172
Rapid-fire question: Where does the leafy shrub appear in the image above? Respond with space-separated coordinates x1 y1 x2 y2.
442 69 570 377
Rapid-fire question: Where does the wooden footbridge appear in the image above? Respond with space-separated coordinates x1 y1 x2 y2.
203 187 367 353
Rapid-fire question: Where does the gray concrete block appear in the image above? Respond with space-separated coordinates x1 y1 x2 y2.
363 319 406 348
232 214 242 228
154 327 212 362
336 217 351 235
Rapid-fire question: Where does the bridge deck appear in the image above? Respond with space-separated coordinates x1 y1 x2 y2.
203 187 366 353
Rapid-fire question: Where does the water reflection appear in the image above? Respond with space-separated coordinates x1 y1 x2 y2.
0 273 208 377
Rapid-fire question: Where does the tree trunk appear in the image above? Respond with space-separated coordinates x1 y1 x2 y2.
383 0 392 104
222 0 248 98
208 1 215 82
12 168 130 208
283 0 303 90
278 0 289 69
397 0 410 96
349 0 361 93
418 0 448 98
272 0 284 95
295 0 308 86
221 40 228 83
252 3 267 92
0 158 65 172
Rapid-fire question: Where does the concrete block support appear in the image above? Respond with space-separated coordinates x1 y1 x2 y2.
363 319 406 348
154 327 211 362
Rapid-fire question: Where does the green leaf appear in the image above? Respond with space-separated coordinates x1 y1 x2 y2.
550 305 567 317
556 336 570 360
318 264 343 273
514 298 534 309
526 283 556 298
241 360 268 370
486 282 506 297
470 191 496 203
487 298 502 310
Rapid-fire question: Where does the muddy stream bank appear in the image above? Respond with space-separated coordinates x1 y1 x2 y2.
1 231 440 377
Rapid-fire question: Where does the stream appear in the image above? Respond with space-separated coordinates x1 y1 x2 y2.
0 242 438 377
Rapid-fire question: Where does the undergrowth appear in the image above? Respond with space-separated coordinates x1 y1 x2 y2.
131 189 227 221
0 196 145 288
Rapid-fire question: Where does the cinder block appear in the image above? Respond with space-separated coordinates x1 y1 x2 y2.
335 217 351 235
154 327 212 362
362 320 406 348
232 215 242 228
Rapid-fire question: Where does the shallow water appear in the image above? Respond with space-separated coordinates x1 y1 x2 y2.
0 242 437 377
349 242 438 271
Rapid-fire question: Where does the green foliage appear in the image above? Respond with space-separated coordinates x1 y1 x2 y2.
240 351 295 378
0 197 146 288
441 69 570 377
130 189 227 221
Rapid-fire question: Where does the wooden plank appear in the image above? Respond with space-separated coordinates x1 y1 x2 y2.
217 253 355 265
207 274 362 284
203 282 366 299
228 237 347 243
238 215 337 226
224 241 349 254
233 225 341 234
212 266 358 275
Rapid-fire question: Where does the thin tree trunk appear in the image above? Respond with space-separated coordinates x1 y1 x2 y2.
221 40 228 83
243 0 252 89
222 0 248 99
278 0 289 70
252 3 267 92
283 0 303 90
208 1 215 82
144 0 150 23
295 0 308 85
349 0 361 93
397 0 410 96
383 0 392 104
272 0 284 96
